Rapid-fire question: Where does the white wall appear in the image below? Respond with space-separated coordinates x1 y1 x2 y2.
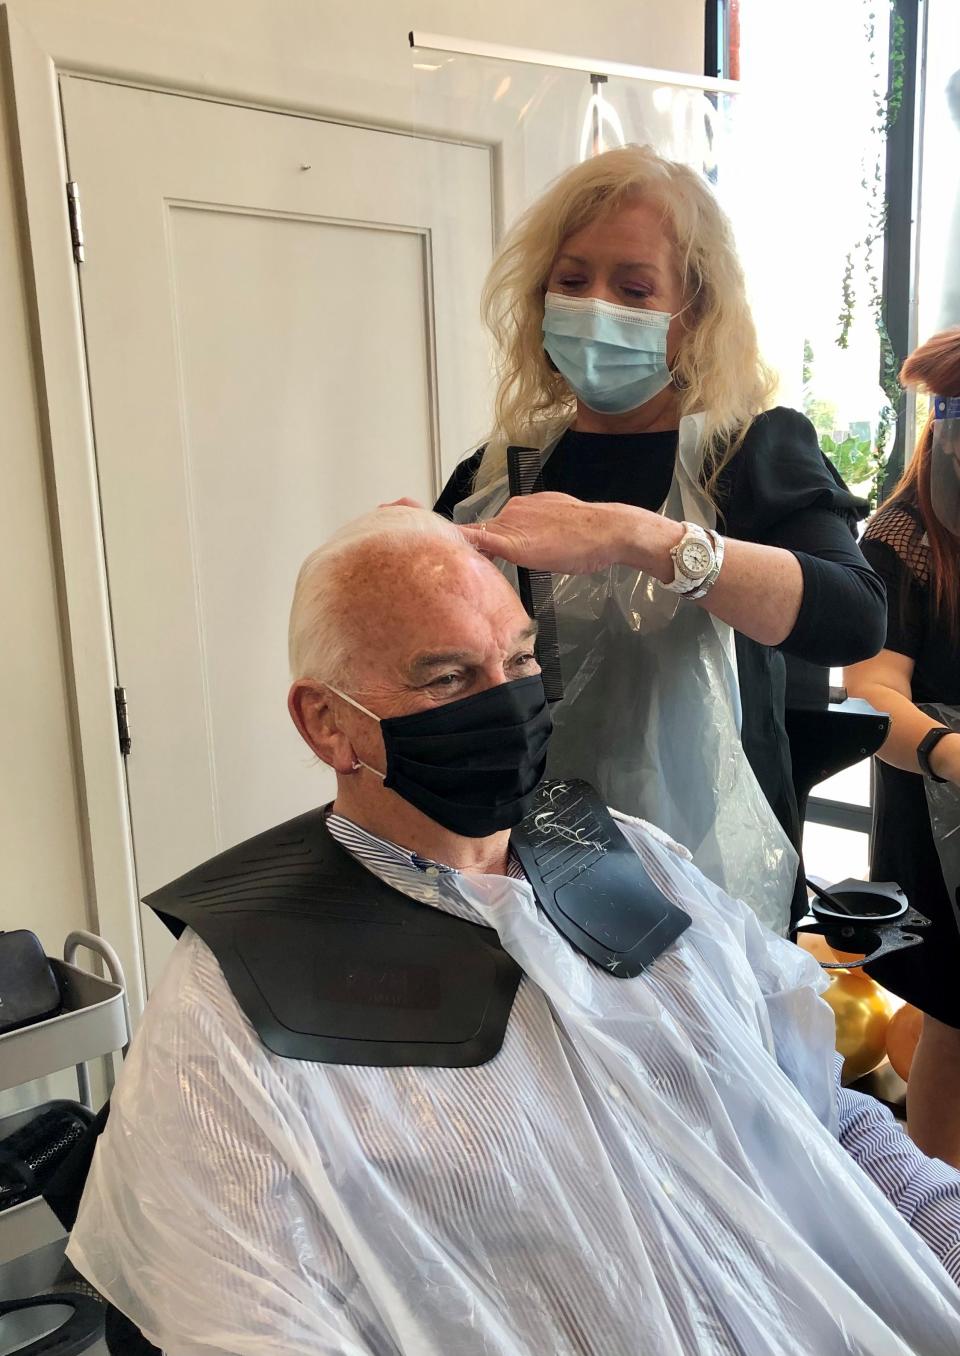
0 0 702 965
0 36 90 954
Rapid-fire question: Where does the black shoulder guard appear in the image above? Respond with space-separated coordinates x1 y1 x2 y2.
144 782 690 1066
513 780 690 978
144 810 522 1068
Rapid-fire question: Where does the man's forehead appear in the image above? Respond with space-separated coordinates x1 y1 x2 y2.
341 543 532 667
349 543 516 616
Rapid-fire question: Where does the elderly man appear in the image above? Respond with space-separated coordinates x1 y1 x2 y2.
70 507 960 1356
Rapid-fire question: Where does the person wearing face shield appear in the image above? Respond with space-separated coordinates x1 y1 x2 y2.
62 505 960 1356
845 329 960 1169
434 146 886 937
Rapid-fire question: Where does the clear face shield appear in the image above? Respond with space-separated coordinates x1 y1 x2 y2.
930 396 960 537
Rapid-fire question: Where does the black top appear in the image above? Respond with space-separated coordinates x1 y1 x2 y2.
436 407 887 918
859 500 960 1026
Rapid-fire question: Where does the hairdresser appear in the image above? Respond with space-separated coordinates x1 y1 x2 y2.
436 146 886 931
846 329 960 1166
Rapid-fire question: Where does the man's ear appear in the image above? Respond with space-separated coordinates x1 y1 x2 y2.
287 681 356 773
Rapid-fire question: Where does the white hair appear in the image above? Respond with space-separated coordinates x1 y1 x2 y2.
288 506 471 684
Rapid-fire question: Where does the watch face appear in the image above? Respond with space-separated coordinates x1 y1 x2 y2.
679 540 711 578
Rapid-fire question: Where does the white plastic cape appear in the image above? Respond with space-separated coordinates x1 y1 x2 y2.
70 817 960 1356
454 414 797 934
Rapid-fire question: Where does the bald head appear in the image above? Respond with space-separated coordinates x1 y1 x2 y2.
288 506 533 695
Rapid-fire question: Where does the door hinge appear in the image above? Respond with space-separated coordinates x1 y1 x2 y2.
66 181 85 263
114 686 131 756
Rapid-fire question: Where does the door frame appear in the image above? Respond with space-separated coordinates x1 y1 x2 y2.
2 9 147 1012
0 7 496 1020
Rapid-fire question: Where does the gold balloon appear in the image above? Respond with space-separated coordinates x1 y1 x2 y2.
795 931 865 967
829 942 866 966
886 1003 923 1082
822 969 897 1083
796 931 835 965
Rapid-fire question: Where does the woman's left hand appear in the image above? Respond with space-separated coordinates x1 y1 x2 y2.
459 492 677 578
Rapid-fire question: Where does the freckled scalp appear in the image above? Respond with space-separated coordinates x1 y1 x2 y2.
290 504 535 695
288 506 474 683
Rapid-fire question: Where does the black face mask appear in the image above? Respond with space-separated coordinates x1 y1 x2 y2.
333 674 553 837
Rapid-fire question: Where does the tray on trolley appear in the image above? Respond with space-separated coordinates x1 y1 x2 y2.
0 961 125 1096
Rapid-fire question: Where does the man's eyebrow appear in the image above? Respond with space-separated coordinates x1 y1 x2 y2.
408 650 477 673
408 623 538 674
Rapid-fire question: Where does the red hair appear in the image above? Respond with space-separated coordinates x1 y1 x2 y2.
884 328 960 632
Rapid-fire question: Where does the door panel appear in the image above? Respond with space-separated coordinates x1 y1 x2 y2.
170 208 438 842
60 78 493 988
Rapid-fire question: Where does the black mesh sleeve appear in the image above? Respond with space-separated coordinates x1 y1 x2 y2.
860 502 930 660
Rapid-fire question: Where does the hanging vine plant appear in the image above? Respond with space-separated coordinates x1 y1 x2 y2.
834 1 906 506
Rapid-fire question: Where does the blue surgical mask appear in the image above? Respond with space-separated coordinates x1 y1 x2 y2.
542 291 675 415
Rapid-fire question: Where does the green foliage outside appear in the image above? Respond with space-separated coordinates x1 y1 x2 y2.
819 433 877 490
805 398 839 438
803 338 885 506
826 1 907 507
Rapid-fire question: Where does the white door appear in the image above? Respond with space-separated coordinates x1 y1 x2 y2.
60 77 494 990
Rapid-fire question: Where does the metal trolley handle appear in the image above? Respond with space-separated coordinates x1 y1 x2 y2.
64 929 131 1107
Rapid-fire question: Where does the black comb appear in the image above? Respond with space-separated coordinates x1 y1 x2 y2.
506 446 564 703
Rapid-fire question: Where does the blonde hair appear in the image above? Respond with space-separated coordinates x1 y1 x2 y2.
477 145 777 497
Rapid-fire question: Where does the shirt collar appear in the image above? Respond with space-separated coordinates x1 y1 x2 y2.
325 812 459 879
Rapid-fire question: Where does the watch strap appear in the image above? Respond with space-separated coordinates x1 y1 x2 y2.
917 726 953 782
685 531 725 600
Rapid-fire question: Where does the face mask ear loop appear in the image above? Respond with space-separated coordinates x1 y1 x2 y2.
666 277 704 389
327 686 387 780
353 760 386 781
326 685 381 723
671 272 704 326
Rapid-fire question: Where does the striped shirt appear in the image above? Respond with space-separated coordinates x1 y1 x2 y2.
327 812 960 1286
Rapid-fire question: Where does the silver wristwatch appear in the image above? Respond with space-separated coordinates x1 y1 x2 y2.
661 522 725 598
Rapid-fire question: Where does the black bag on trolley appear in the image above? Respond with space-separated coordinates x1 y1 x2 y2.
0 929 61 1034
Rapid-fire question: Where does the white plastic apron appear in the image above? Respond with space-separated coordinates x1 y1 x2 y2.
454 414 797 933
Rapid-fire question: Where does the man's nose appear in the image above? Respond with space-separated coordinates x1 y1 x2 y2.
476 663 512 693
